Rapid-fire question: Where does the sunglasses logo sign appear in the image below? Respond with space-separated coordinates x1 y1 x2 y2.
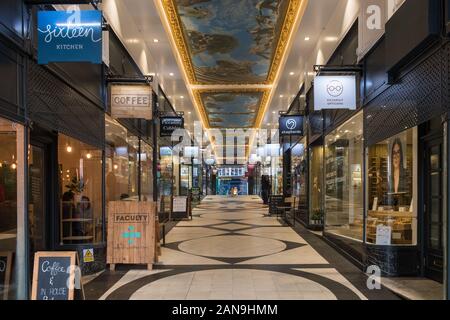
326 80 344 97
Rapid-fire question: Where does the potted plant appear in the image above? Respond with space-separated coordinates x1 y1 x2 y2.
311 209 324 225
65 176 85 203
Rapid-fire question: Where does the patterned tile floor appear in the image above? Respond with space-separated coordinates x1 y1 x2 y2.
85 196 399 300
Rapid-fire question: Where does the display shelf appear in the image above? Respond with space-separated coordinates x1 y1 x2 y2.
366 210 414 245
60 200 95 244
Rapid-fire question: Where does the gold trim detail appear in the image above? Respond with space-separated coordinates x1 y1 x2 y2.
161 0 196 84
160 0 307 130
162 0 303 86
194 89 270 129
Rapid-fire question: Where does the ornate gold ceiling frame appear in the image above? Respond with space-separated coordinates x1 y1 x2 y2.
193 88 270 128
195 88 269 159
161 0 305 86
158 0 308 160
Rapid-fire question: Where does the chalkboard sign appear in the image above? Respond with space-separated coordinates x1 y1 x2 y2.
0 252 13 300
31 252 83 300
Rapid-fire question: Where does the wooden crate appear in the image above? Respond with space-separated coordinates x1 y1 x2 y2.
107 201 156 271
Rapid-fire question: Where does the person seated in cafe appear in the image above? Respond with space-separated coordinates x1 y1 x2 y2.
75 196 92 237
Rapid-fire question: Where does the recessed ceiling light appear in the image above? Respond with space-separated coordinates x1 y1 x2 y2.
153 38 159 43
180 96 184 99
289 72 295 76
188 111 191 114
169 73 174 76
279 95 283 98
305 36 310 41
272 111 276 114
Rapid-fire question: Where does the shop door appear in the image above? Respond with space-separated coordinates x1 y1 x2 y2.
423 137 444 282
29 144 48 255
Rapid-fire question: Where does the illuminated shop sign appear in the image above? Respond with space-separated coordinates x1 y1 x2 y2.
279 115 304 136
314 75 357 110
38 10 102 64
160 117 184 137
110 85 153 120
218 167 245 177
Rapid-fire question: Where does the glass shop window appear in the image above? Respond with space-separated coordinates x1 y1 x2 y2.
0 118 24 300
140 142 154 202
324 112 364 241
291 138 307 219
59 134 103 245
105 116 139 202
366 128 417 246
309 145 323 225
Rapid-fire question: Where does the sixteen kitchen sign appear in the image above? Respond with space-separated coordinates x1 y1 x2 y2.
38 10 102 64
314 75 357 110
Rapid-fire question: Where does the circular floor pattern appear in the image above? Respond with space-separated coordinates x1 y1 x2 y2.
129 269 337 300
178 235 286 258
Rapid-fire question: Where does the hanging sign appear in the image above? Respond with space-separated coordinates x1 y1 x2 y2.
31 251 84 300
279 116 304 136
160 116 184 137
110 85 153 120
314 75 357 110
37 10 103 64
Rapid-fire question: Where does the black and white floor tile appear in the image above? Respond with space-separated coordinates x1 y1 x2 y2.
85 196 399 300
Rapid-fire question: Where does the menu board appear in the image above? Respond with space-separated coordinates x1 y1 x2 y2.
0 252 12 300
173 196 188 213
31 252 81 300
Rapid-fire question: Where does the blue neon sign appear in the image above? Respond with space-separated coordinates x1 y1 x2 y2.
38 10 102 64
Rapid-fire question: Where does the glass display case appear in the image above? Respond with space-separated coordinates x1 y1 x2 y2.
366 127 417 245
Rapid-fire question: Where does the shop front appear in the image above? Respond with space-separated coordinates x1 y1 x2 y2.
323 112 365 264
291 138 308 224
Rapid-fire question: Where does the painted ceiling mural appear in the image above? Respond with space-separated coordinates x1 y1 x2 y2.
176 0 289 84
162 0 305 129
201 91 264 128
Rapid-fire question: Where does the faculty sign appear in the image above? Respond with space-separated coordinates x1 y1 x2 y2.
110 85 153 120
38 10 102 64
314 75 357 111
279 115 304 136
107 202 156 271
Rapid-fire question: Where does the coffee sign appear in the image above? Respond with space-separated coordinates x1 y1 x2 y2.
110 85 153 120
314 75 357 110
31 252 83 300
37 10 102 64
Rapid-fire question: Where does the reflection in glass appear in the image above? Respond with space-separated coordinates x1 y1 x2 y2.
59 134 102 244
0 118 21 300
324 112 364 241
309 145 323 224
